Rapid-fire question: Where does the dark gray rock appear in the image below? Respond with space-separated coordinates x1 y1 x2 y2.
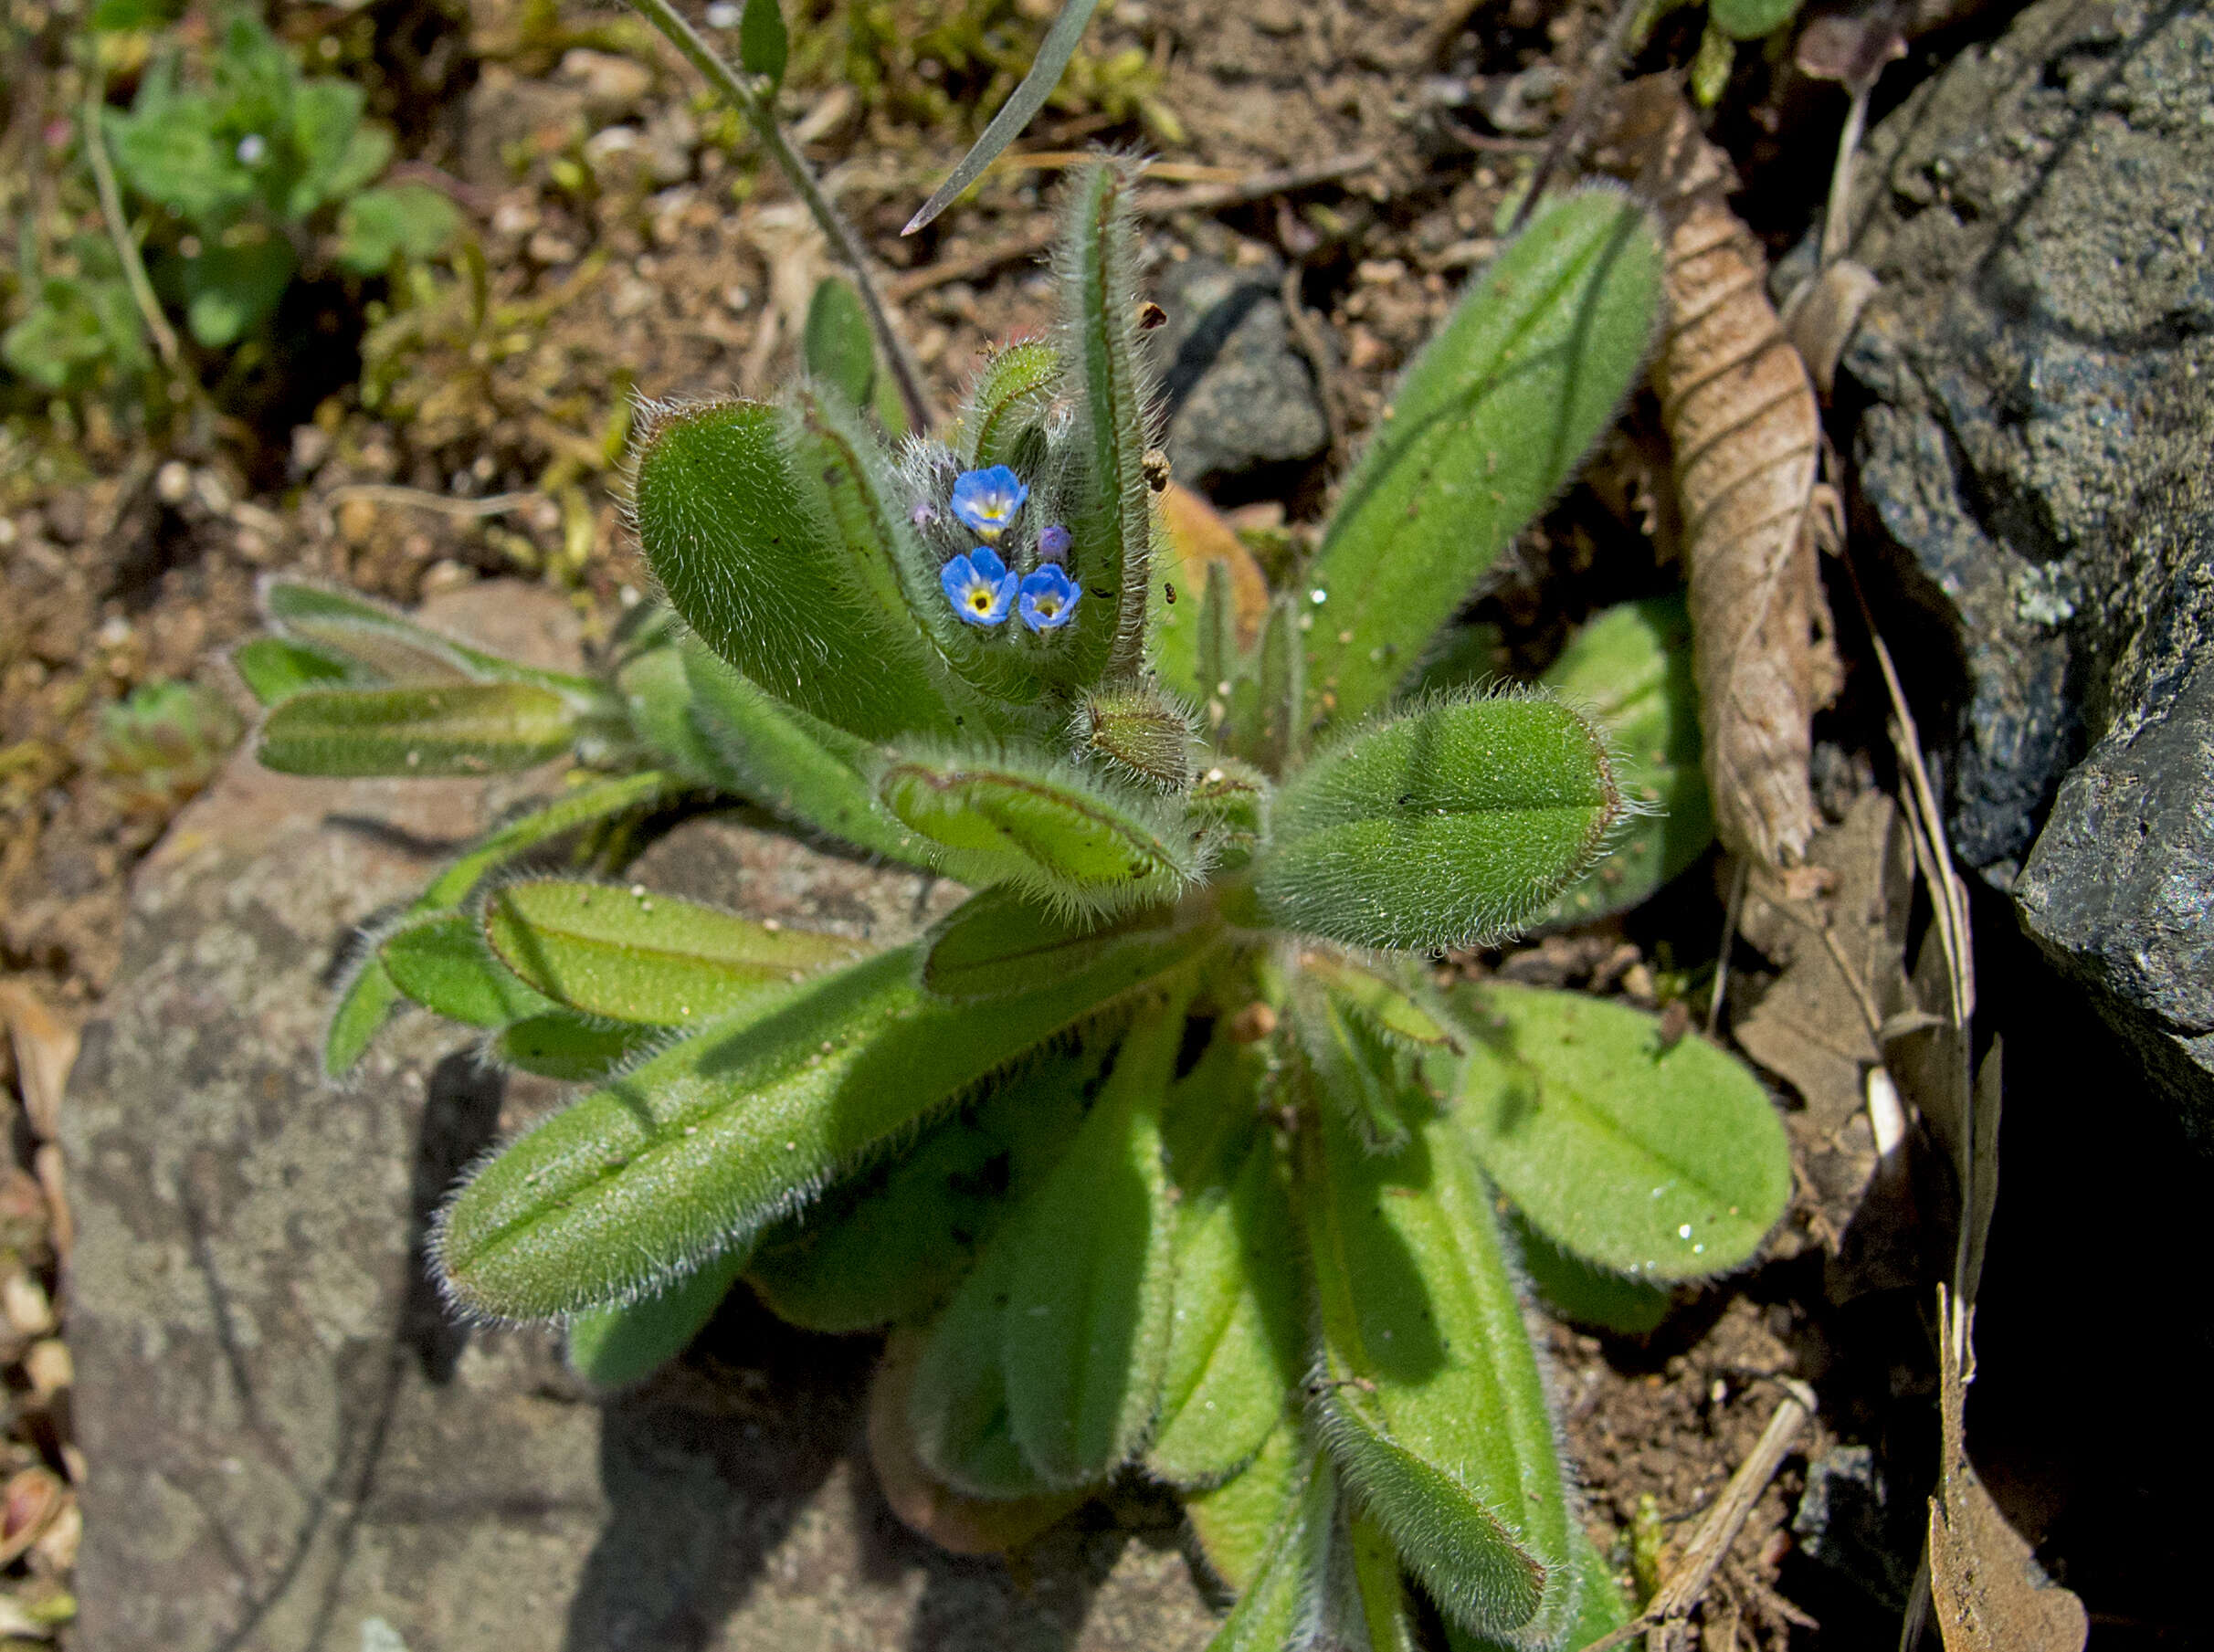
1840 0 2214 1121
1792 1444 1917 1609
1153 258 1330 490
63 584 1218 1651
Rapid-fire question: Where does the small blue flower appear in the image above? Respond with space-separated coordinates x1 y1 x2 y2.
1017 564 1081 632
1038 522 1071 561
942 547 1017 626
949 465 1028 541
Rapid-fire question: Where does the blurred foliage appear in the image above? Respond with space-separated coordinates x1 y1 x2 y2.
92 677 246 820
2 6 460 411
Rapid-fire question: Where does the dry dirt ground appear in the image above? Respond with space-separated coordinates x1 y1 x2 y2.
0 0 2040 1644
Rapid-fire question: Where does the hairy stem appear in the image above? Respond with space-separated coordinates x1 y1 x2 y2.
623 0 933 433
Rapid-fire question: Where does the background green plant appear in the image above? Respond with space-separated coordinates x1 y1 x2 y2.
2 5 459 400
238 164 1789 1650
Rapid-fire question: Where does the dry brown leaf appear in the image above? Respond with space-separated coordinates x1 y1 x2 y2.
1599 80 1840 868
0 980 78 1142
1779 258 1881 399
864 1328 1083 1556
1736 792 1914 1135
0 1467 64 1567
1930 1294 2088 1652
1156 482 1270 652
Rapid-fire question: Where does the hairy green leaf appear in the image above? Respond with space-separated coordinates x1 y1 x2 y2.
921 885 1218 1005
232 635 354 704
906 1239 1051 1498
1300 1098 1576 1646
1057 160 1156 686
879 744 1205 918
482 878 865 1026
494 1013 661 1083
1450 984 1789 1281
1001 993 1185 1485
1185 1417 1302 1594
1254 691 1621 951
381 910 555 1027
681 637 925 863
1300 950 1464 1053
322 772 684 1076
1532 595 1712 928
260 580 600 702
745 1043 1098 1332
632 398 954 741
738 0 788 85
258 683 575 776
438 933 1194 1320
1147 1125 1302 1488
565 1246 752 1390
1197 1443 1333 1652
1445 1523 1631 1652
958 338 1060 471
1303 191 1663 730
802 275 874 408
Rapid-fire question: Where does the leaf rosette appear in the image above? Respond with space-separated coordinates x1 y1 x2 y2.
237 163 1794 1650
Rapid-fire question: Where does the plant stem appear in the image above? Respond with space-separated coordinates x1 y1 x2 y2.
83 72 186 385
622 0 933 434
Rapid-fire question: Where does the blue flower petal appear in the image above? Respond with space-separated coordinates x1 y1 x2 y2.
967 544 1010 583
942 553 1016 626
949 465 1028 540
1017 565 1081 632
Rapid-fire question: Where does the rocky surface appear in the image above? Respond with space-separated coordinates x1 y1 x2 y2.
1153 257 1331 493
62 582 1217 1652
1840 0 2214 1125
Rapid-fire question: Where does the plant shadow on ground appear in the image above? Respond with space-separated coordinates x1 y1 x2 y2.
559 1281 1175 1652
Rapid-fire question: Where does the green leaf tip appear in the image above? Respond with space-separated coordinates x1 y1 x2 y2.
1059 159 1161 687
1299 1099 1579 1647
1530 595 1713 928
1255 689 1625 952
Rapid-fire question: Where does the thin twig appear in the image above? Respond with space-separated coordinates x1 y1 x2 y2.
623 0 933 433
1818 83 1871 268
1578 1380 1819 1652
1510 0 1643 235
1707 857 1748 1036
1280 263 1344 456
889 150 1382 301
83 72 184 382
325 483 543 519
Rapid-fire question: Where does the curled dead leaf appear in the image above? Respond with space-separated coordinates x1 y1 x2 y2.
1156 483 1270 650
0 981 78 1142
0 1467 64 1567
1599 80 1841 868
1780 258 1881 397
